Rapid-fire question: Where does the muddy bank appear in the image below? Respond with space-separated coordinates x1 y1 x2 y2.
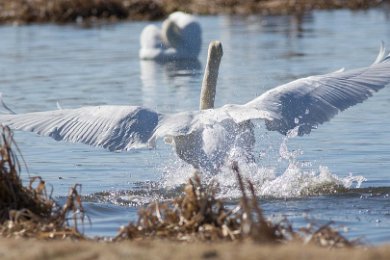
1 239 390 260
0 0 387 25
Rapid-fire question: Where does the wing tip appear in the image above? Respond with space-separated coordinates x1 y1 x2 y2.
372 41 390 65
0 93 16 115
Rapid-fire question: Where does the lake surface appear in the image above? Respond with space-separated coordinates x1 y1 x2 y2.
1 7 390 243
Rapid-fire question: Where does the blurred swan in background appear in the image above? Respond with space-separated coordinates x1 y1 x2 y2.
1 42 390 174
139 11 202 61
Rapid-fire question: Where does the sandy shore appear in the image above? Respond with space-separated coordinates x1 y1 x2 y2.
0 0 387 24
0 238 390 260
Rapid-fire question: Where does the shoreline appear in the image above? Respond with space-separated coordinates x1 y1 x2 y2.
1 239 390 260
0 0 387 25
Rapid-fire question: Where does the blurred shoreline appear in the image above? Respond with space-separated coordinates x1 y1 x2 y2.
0 0 387 25
1 239 390 260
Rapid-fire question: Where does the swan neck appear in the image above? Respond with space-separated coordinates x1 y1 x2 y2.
200 41 223 110
161 19 181 48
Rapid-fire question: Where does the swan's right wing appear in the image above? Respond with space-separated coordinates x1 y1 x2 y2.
244 46 390 135
0 105 161 151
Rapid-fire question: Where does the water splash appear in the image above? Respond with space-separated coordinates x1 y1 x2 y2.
160 132 367 200
86 134 367 206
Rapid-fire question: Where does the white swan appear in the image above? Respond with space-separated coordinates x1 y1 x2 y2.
139 11 202 61
1 42 390 173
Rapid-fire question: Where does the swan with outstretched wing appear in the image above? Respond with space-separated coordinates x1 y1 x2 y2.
1 41 390 173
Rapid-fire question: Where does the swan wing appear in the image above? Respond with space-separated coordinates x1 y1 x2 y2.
0 105 161 151
245 47 390 135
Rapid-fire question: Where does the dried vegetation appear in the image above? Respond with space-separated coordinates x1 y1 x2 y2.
114 162 357 248
0 126 86 239
0 0 386 25
115 172 287 242
0 125 356 248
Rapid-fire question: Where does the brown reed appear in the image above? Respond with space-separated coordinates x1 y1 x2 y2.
0 125 86 239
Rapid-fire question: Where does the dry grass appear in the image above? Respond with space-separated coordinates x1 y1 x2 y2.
164 0 386 15
0 0 165 24
0 0 386 25
114 172 289 242
0 126 86 239
114 162 356 248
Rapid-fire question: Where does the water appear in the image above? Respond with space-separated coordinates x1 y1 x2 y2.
1 7 390 243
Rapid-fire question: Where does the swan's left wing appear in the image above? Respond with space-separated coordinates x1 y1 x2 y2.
244 47 390 135
0 105 161 151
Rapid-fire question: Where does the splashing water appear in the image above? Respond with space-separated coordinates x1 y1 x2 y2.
160 132 367 200
89 131 367 207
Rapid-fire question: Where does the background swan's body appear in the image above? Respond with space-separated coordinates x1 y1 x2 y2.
1 44 390 173
139 12 202 61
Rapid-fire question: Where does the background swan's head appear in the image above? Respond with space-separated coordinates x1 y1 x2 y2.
161 18 182 49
